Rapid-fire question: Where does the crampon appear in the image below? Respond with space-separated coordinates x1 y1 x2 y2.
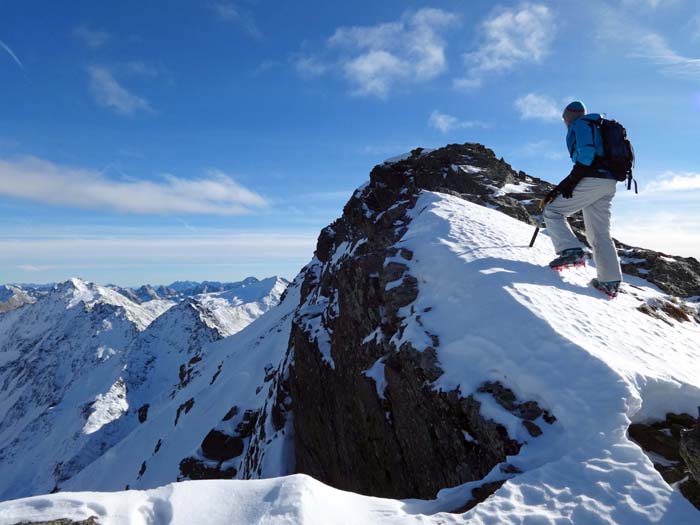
591 278 621 299
549 248 586 272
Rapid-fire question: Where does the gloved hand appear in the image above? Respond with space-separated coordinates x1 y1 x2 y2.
556 163 593 198
557 174 579 199
543 188 559 205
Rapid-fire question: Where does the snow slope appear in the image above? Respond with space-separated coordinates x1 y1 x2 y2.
0 277 288 501
195 276 288 336
1 191 699 524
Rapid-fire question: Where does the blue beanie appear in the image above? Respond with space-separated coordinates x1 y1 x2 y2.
562 101 586 125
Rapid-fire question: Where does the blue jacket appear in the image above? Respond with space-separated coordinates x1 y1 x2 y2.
566 113 605 167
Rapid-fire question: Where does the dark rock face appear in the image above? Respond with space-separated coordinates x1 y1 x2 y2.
629 412 700 509
178 457 236 481
617 246 700 299
174 398 194 426
201 430 244 462
283 145 556 499
680 417 700 499
137 404 149 423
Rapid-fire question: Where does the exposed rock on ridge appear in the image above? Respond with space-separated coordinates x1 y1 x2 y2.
282 144 556 498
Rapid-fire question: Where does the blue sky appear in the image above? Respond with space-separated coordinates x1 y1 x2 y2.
1 0 699 286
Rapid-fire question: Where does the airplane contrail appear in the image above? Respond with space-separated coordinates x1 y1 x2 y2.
0 39 24 70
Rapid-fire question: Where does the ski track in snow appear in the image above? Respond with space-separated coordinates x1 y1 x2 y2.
1 191 699 524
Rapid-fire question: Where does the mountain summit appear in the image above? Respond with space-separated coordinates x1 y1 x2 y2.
0 144 698 524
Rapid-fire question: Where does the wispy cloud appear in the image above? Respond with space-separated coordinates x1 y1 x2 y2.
456 3 555 89
0 39 23 70
87 65 152 115
614 210 700 261
621 0 678 8
293 55 328 78
298 8 458 98
598 7 700 80
628 33 700 79
645 171 700 192
514 93 562 122
428 110 486 133
2 229 317 284
73 26 110 49
121 61 160 78
210 1 262 39
16 265 46 272
515 140 565 160
1 232 315 261
0 156 267 215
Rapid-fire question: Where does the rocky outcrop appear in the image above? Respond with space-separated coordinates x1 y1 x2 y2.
0 285 37 313
282 145 556 499
680 416 700 497
329 145 700 299
629 412 700 509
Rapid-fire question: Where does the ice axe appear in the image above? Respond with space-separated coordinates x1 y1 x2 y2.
528 195 552 248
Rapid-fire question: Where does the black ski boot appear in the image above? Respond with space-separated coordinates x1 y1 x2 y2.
591 278 621 298
549 248 586 271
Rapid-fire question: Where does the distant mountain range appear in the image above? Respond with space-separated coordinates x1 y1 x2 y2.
0 275 287 500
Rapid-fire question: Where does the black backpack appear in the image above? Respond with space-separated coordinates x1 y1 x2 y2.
590 117 637 192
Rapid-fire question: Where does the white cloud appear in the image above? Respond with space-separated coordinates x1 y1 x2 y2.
428 110 486 133
304 8 458 97
645 171 700 192
121 61 160 78
1 233 315 263
598 9 700 80
0 39 23 70
1 230 317 285
621 0 678 9
514 93 562 122
16 265 45 272
457 3 555 88
0 156 267 215
294 55 328 78
73 26 110 49
631 33 700 79
341 50 406 97
210 2 262 39
614 211 700 261
87 66 152 115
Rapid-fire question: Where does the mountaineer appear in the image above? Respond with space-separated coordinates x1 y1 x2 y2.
543 100 634 298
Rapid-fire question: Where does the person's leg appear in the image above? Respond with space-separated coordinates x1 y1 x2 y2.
543 179 602 253
581 180 622 282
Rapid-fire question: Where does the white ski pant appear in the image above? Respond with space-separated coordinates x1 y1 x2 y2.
543 177 622 282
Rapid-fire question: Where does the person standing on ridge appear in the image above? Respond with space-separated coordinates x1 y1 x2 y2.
543 100 623 298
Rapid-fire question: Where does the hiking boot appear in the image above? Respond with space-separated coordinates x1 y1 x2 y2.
591 278 621 298
549 248 586 271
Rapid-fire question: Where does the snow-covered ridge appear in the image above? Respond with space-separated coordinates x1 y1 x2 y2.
1 190 698 524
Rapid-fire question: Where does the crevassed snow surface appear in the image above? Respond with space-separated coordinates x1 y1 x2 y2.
1 191 699 524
